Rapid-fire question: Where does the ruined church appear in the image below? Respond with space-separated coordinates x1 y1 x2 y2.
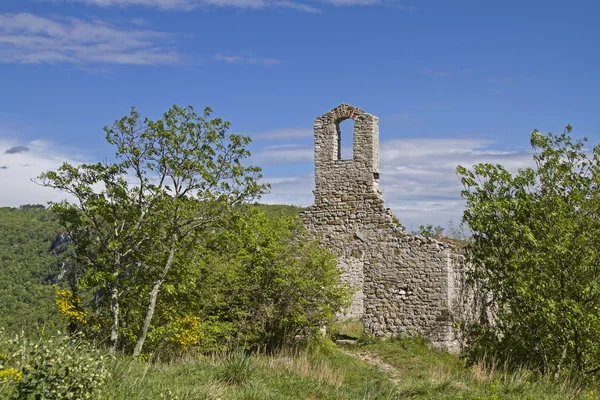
302 104 464 351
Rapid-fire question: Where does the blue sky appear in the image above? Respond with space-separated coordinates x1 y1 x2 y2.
0 0 599 229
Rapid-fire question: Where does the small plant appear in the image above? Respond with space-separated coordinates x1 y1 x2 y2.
218 350 255 385
0 329 110 399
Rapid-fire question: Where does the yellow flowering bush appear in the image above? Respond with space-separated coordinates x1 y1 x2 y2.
54 288 88 325
161 314 205 350
0 368 22 382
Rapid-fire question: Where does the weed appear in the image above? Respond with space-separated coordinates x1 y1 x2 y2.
218 350 256 385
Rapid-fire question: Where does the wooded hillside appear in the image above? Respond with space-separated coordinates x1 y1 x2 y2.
0 203 303 334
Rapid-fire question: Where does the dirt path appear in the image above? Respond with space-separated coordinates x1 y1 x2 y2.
338 346 401 385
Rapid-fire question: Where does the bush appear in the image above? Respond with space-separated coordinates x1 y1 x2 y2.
457 127 600 376
0 329 110 399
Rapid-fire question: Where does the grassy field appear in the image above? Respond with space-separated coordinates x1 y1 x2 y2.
103 333 597 400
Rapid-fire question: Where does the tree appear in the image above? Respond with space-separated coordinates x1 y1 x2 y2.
456 126 600 376
201 209 352 350
38 105 267 355
143 208 353 353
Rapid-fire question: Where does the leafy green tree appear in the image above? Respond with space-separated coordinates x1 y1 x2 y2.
38 105 267 355
188 209 352 351
456 126 600 377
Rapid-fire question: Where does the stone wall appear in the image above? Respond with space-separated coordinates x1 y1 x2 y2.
302 104 464 351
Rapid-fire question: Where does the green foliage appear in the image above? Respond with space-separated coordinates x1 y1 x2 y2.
0 207 65 333
37 104 268 355
457 125 600 376
413 224 445 238
34 104 348 357
248 203 304 218
0 329 110 399
215 210 352 350
0 201 331 356
150 209 352 353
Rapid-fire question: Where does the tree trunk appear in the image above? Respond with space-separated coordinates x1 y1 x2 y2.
109 281 119 355
554 344 569 379
132 239 177 357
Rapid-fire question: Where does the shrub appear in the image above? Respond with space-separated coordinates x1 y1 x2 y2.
457 126 600 376
0 329 110 399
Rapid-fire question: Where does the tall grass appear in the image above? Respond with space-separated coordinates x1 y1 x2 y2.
3 327 598 399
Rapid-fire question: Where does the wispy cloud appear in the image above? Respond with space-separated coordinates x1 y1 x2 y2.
379 138 532 227
0 13 181 65
46 0 321 12
252 127 313 140
45 0 416 11
260 173 314 206
251 144 313 164
214 52 282 66
0 137 87 207
321 0 379 5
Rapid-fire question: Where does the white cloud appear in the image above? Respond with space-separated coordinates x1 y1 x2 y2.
0 139 87 207
260 174 314 206
0 13 181 65
214 52 282 66
378 138 533 228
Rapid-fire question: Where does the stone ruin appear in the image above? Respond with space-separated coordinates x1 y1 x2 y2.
301 104 465 351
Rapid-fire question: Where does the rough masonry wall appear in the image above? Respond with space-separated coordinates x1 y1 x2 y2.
302 104 463 351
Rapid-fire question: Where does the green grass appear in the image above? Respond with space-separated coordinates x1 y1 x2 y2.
104 345 397 399
348 337 594 400
101 337 599 400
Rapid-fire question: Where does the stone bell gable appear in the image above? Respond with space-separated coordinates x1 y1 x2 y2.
302 104 464 351
313 104 380 196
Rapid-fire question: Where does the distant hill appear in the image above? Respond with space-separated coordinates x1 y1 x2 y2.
0 205 65 332
0 203 305 333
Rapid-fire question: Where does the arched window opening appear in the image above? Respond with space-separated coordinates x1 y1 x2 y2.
336 118 354 160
